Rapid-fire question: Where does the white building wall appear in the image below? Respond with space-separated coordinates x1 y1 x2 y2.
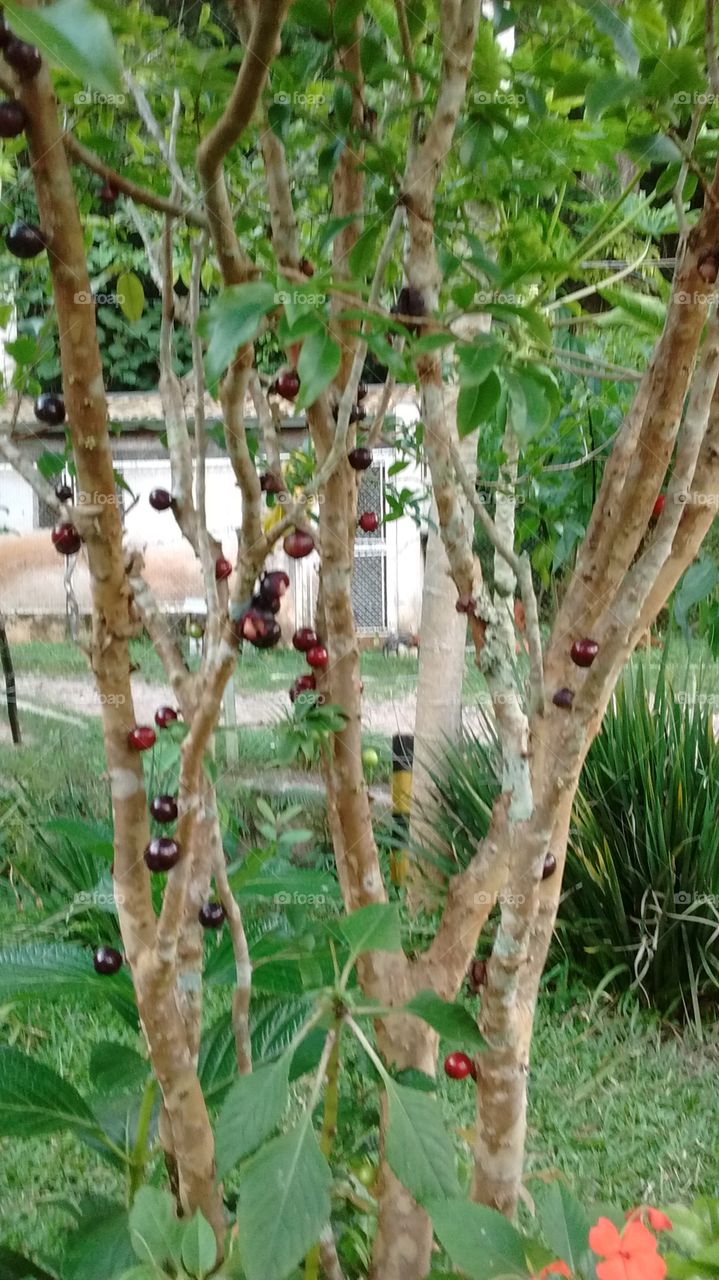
0 465 36 532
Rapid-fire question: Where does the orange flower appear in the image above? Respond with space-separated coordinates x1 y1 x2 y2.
589 1217 666 1280
538 1263 571 1278
647 1208 673 1233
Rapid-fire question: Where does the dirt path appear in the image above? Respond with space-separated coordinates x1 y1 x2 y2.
11 671 440 736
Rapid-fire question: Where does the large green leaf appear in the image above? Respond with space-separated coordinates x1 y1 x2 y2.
237 1121 332 1280
0 1046 99 1139
88 1043 148 1095
201 282 277 392
129 1188 183 1271
335 903 402 960
61 1201 135 1280
579 0 639 72
385 1081 460 1204
534 1183 591 1276
215 1054 291 1177
4 0 122 94
180 1213 217 1278
405 990 486 1052
0 942 137 1024
428 1199 529 1279
296 325 341 409
117 273 145 324
457 372 501 437
0 1246 59 1279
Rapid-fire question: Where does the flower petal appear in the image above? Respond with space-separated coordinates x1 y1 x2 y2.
590 1218 623 1257
596 1259 629 1280
622 1220 660 1255
626 1252 666 1280
647 1208 673 1233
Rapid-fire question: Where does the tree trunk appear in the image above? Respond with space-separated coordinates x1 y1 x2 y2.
0 616 20 744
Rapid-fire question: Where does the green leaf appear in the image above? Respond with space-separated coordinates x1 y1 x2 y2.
674 556 719 635
296 325 341 409
88 1043 148 1095
534 1183 591 1276
201 282 277 392
506 369 551 444
585 72 640 118
36 451 66 480
62 1202 136 1280
405 990 486 1052
457 341 503 386
0 1046 99 1139
0 1246 59 1279
215 1054 291 1177
579 0 639 72
0 941 137 1024
129 1188 183 1270
337 903 402 959
348 225 381 280
428 1199 529 1279
457 372 501 437
385 1081 460 1204
117 272 145 324
625 133 682 165
237 1121 332 1280
4 0 122 94
180 1213 217 1278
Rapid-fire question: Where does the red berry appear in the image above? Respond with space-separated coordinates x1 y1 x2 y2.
274 370 300 400
7 221 45 259
455 594 476 615
290 673 317 703
93 946 122 975
154 706 178 729
0 99 26 137
293 627 319 652
257 570 290 603
150 794 178 824
570 638 599 668
99 181 118 203
306 644 329 670
359 511 379 533
542 852 557 880
348 446 372 471
51 523 81 556
215 556 232 581
128 725 156 751
4 38 41 79
444 1051 475 1081
552 687 574 710
149 488 172 511
199 901 225 929
144 836 180 873
284 529 315 559
652 494 666 519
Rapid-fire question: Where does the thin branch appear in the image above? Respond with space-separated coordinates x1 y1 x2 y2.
159 209 199 551
63 132 206 227
543 242 652 313
394 0 423 106
673 107 703 244
124 72 197 202
126 553 194 713
212 822 252 1074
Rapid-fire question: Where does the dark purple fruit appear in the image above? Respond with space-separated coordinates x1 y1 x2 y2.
284 529 315 559
348 446 372 471
0 99 26 137
292 627 318 652
93 946 123 975
260 472 283 494
359 511 378 533
570 638 599 668
552 687 574 710
257 570 290 603
542 852 557 880
154 706 178 729
252 619 282 649
99 181 118 203
144 836 180 872
4 37 41 79
274 370 300 400
51 523 81 555
199 901 225 929
6 220 45 259
290 673 317 703
150 794 178 824
34 392 65 425
54 482 73 503
149 488 172 511
128 725 156 752
215 556 232 581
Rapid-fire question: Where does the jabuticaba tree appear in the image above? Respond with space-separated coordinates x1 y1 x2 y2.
1 1 719 1278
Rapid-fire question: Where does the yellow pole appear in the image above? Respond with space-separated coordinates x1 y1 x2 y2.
391 733 413 886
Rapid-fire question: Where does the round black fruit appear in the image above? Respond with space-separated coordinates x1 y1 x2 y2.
54 481 73 503
199 901 225 929
144 837 181 873
0 99 26 137
149 488 173 511
348 446 372 471
6 220 45 259
93 946 123 975
4 38 42 79
150 794 178 824
34 392 66 426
